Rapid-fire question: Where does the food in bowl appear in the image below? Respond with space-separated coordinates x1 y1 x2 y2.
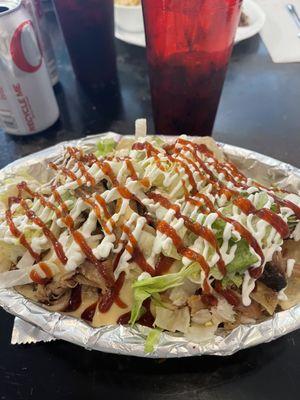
1 135 300 352
239 11 250 27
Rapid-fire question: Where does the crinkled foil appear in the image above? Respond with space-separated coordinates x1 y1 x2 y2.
1 132 300 358
12 317 55 344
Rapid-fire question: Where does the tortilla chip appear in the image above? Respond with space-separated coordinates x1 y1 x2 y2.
250 282 278 315
116 137 135 151
279 276 300 310
282 240 300 264
191 137 226 162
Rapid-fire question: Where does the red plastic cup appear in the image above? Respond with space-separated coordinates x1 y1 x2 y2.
142 0 242 135
53 0 117 91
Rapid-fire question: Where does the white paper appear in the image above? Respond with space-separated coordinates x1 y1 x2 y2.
254 0 300 63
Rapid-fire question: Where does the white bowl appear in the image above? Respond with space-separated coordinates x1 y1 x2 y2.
114 4 144 33
115 0 265 47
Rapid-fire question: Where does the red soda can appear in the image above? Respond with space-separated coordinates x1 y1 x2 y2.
23 0 59 86
0 0 59 135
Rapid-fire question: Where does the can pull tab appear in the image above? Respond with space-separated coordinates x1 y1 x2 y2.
10 20 42 73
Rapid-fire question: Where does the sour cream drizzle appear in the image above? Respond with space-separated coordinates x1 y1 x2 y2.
2 137 300 313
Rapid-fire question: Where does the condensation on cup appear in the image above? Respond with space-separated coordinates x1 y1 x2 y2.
0 0 59 135
23 0 59 86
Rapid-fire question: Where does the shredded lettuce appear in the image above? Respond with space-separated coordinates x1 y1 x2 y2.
0 242 25 272
148 136 165 146
219 203 233 217
24 228 43 241
229 274 243 288
212 219 226 240
144 328 162 353
150 293 168 308
270 204 278 212
226 239 258 273
130 238 257 326
60 190 76 209
210 266 223 280
288 215 298 231
0 173 37 208
129 288 150 325
154 306 190 333
129 263 199 325
95 138 117 157
211 238 258 283
255 193 268 210
221 274 243 289
162 243 182 260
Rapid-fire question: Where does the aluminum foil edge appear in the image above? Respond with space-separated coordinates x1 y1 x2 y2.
0 132 300 358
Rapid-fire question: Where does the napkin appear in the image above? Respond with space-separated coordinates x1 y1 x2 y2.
11 317 55 344
253 0 300 62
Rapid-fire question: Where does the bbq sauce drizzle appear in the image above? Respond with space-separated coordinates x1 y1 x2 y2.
71 139 297 289
4 137 300 321
132 139 299 279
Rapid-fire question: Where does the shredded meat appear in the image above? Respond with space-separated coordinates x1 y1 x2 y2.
236 301 263 319
239 11 249 27
136 200 156 228
75 182 106 196
293 264 300 278
187 295 206 315
77 260 113 292
224 300 264 330
35 260 113 307
35 272 76 303
259 252 287 292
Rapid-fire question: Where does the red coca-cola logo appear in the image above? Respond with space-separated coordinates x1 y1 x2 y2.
10 20 42 73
